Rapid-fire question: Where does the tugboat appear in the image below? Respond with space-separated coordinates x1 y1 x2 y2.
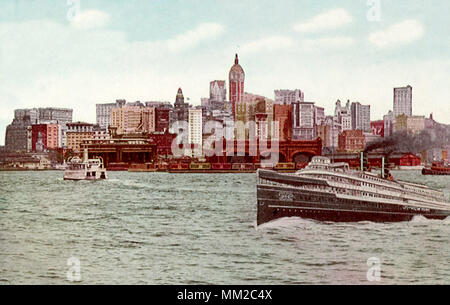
257 156 450 225
64 149 107 181
422 161 450 175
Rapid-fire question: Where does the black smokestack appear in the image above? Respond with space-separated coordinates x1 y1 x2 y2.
365 124 450 156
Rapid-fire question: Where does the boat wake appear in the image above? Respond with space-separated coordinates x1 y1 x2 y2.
256 217 319 230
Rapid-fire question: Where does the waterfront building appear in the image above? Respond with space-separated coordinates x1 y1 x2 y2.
38 108 73 149
92 127 110 141
148 131 177 157
31 123 59 152
5 113 35 152
188 108 203 157
273 105 292 142
5 108 72 152
274 89 305 105
292 101 316 140
66 122 96 153
394 85 412 117
351 102 371 132
81 137 157 167
338 130 365 152
229 54 245 119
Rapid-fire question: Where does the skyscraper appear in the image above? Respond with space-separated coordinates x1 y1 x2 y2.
274 89 304 105
351 102 371 132
5 107 72 151
188 108 203 157
229 54 245 120
96 99 126 130
292 101 316 140
394 85 412 117
210 81 226 101
334 100 352 131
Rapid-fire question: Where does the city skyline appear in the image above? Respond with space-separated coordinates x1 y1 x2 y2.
1 0 450 145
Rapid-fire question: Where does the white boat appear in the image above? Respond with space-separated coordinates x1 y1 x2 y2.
63 150 107 181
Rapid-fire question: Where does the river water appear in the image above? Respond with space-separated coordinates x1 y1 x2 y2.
0 170 449 284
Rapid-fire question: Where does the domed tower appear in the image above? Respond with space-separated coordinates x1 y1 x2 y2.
229 54 245 120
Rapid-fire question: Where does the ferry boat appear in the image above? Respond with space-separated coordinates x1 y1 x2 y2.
63 153 107 181
422 161 450 175
257 156 450 225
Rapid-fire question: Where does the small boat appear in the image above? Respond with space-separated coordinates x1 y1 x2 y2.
422 161 450 175
257 156 450 225
63 153 107 181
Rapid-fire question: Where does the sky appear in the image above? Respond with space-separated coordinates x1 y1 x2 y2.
1 0 449 145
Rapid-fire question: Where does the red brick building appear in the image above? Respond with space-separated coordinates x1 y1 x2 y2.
391 153 422 166
338 130 365 152
148 131 177 157
155 108 170 132
273 105 292 141
371 120 385 137
31 123 58 151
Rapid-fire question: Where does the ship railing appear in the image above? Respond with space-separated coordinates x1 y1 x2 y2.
327 181 401 197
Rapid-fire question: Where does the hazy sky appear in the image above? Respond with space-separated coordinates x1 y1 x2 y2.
1 0 449 145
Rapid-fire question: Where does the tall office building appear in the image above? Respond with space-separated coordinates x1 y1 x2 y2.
209 80 227 111
96 99 126 130
5 107 72 151
393 85 412 117
384 110 395 138
292 101 316 140
188 108 203 157
274 89 305 105
351 102 371 132
110 102 155 135
229 54 245 120
334 100 352 131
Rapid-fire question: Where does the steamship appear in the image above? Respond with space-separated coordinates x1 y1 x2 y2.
257 156 450 225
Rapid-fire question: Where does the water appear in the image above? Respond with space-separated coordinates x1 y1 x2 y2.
0 170 449 284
